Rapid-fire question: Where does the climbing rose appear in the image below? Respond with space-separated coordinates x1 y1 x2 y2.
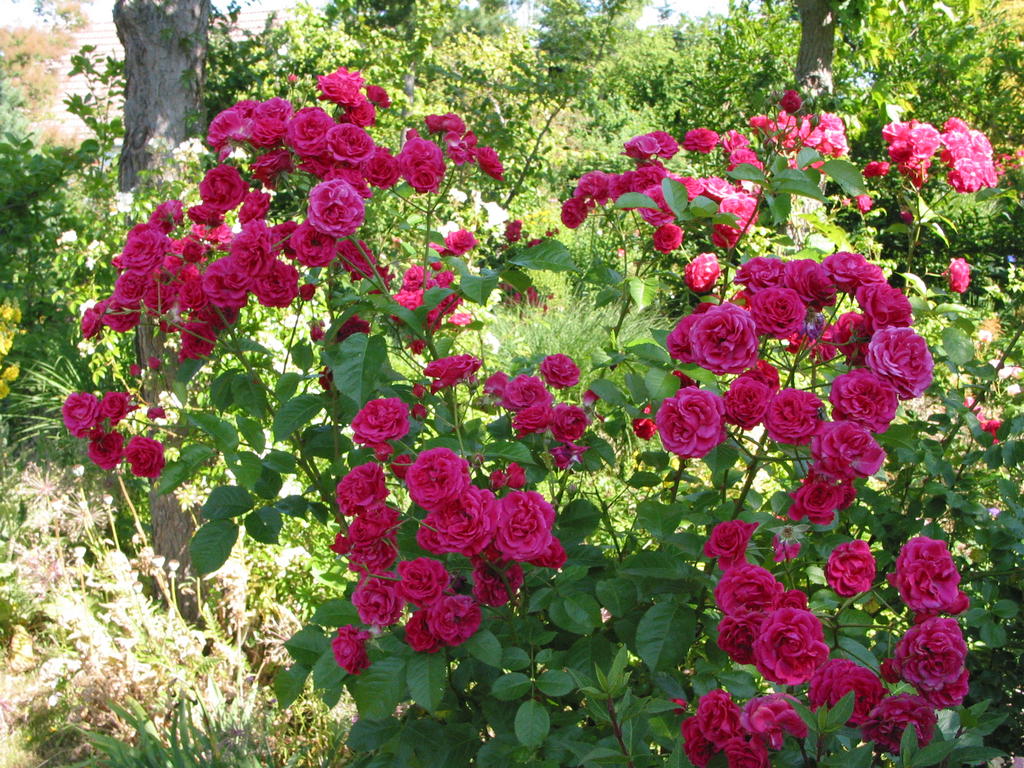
688 303 759 375
683 128 720 153
741 694 807 749
704 520 758 570
539 354 580 389
860 694 936 753
332 624 371 674
685 252 720 293
656 387 726 458
124 436 165 478
406 447 471 513
888 536 968 617
62 392 100 438
893 617 969 707
808 659 885 726
426 594 481 646
307 178 365 238
826 540 876 596
946 258 971 293
752 607 829 685
352 398 410 447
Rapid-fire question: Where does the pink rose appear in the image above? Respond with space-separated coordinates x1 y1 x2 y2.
63 392 101 437
404 609 441 653
656 387 726 458
894 617 968 707
748 286 805 338
332 624 371 674
335 462 388 516
682 128 720 153
821 251 885 294
501 374 553 411
734 257 786 293
714 563 784 617
495 490 555 561
396 557 450 607
945 258 971 293
124 436 165 478
539 353 580 389
688 303 759 375
685 252 720 293
88 431 125 470
472 145 505 180
426 594 481 646
703 520 758 570
723 375 771 429
290 221 337 268
352 398 410 447
560 196 590 229
764 388 823 445
398 135 446 193
787 472 854 525
353 575 404 627
784 259 836 310
716 614 761 664
361 146 400 188
419 485 497 557
681 717 716 767
752 607 829 684
118 223 170 274
693 689 743 746
829 369 898 433
808 659 885 726
325 122 375 165
826 540 876 596
652 223 683 253
472 559 524 606
779 89 802 113
199 165 248 213
512 402 552 437
863 161 890 177
252 259 299 308
441 228 477 256
317 66 365 106
810 420 886 479
423 354 482 390
406 447 472 514
741 694 807 750
860 694 936 754
550 403 588 443
888 536 967 617
856 283 913 331
307 179 365 238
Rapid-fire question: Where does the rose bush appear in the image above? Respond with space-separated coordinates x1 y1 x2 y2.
60 71 1022 766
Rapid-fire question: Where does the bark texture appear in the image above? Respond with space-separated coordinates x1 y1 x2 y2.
795 0 836 97
115 0 211 622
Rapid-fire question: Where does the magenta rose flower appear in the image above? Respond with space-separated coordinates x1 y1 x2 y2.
398 135 446 193
946 258 971 293
752 607 829 685
62 392 101 438
764 388 823 445
784 259 836 309
124 436 165 478
723 375 771 429
406 447 471 513
741 694 808 750
307 178 365 238
826 540 876 596
352 397 410 447
472 559 524 606
98 392 132 425
822 251 885 293
682 128 720 153
810 420 886 479
860 694 936 753
716 614 761 665
653 223 683 253
404 609 441 653
501 374 553 411
656 387 726 458
688 303 759 375
512 403 552 437
88 431 125 470
894 617 969 707
352 575 404 627
198 164 248 213
335 462 388 516
866 327 934 399
665 312 701 364
829 369 898 433
685 252 720 293
423 354 482 390
856 283 913 331
734 256 786 293
703 520 758 570
681 718 716 767
808 658 885 726
396 557 450 607
748 286 806 338
419 485 497 557
550 403 588 443
325 122 375 165
694 689 743 746
426 594 481 646
495 490 555 561
539 353 580 389
331 624 371 674
888 536 968 617
714 563 784 617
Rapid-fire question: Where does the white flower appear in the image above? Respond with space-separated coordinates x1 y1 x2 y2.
448 188 468 203
115 191 134 213
59 230 78 244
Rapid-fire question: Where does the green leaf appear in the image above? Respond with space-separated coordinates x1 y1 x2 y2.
774 178 827 203
406 652 447 713
485 440 534 465
272 393 324 441
226 451 263 489
452 258 499 304
822 158 867 196
492 672 531 701
312 647 346 707
941 327 974 367
614 191 660 209
635 601 695 671
514 699 550 747
190 519 239 575
274 664 309 709
202 485 254 520
463 628 502 667
824 690 855 731
661 177 689 218
310 598 360 628
911 739 956 767
155 444 213 494
688 196 719 218
726 163 766 183
245 506 283 544
349 656 407 719
327 333 388 407
644 368 679 401
588 378 628 407
536 669 574 697
188 412 238 452
627 277 657 310
509 239 579 273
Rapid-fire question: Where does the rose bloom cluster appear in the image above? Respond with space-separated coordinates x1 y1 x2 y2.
78 67 502 368
328 353 590 673
658 250 933 529
878 117 997 192
689 522 968 758
61 391 165 478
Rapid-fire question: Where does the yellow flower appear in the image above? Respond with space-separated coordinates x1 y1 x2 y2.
0 381 9 399
1 364 17 382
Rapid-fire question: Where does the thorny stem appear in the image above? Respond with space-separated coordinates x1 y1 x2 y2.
606 697 636 768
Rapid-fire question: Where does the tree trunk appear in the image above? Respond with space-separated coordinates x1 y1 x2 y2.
794 0 835 97
115 0 211 622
